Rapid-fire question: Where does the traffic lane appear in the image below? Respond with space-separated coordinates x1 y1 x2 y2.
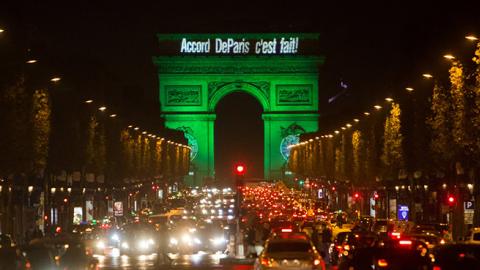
95 252 254 270
96 253 157 269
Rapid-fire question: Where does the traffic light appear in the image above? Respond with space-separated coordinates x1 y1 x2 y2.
235 164 246 176
447 195 455 205
353 192 360 199
374 193 379 200
298 180 304 186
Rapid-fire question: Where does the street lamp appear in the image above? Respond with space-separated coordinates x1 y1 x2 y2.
422 73 433 79
98 106 107 111
374 105 382 110
443 54 455 60
50 77 61 82
364 112 370 116
50 187 56 194
109 114 117 118
26 59 37 64
28 186 33 206
405 87 414 92
0 28 4 33
465 35 479 41
85 99 93 104
385 97 393 102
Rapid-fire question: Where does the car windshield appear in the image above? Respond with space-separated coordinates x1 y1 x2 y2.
267 241 311 253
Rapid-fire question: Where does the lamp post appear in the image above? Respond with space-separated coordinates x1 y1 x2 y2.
28 186 33 207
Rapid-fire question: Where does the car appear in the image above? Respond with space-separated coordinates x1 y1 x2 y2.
254 238 324 270
407 233 447 249
432 243 480 270
463 227 480 244
329 231 354 266
120 223 158 255
92 228 123 256
346 238 431 270
57 241 98 270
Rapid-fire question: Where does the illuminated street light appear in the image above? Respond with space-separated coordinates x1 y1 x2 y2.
51 187 56 194
422 73 433 79
334 130 340 134
374 105 382 110
405 87 414 92
0 28 4 33
385 97 393 102
28 186 33 193
465 35 479 41
364 112 370 116
85 99 93 104
346 123 352 128
128 125 133 128
26 59 37 64
353 119 359 122
109 114 117 118
134 127 139 131
443 54 455 60
309 139 313 142
341 127 346 130
51 77 61 82
98 106 107 111
142 131 147 135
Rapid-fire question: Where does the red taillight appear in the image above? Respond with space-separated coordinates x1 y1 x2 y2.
433 267 441 270
25 261 31 269
399 240 412 246
281 228 293 233
261 257 271 266
377 258 388 267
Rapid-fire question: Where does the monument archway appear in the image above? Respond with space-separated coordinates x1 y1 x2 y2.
154 33 324 186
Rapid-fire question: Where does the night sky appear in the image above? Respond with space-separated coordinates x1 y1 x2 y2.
1 2 480 180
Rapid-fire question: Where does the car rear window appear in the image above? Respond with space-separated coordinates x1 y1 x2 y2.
267 242 311 253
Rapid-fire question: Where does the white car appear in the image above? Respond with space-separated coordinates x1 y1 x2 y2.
254 238 324 270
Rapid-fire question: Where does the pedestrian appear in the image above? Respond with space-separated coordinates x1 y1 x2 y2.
321 225 332 264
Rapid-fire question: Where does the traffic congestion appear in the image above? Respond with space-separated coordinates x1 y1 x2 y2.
1 181 480 269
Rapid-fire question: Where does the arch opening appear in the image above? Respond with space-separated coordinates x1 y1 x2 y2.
214 92 264 185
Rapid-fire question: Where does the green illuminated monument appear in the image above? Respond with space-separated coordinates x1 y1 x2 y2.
154 33 324 186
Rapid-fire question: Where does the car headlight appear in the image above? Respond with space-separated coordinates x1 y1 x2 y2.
188 228 197 233
170 238 178 245
111 234 120 242
138 240 149 250
96 241 105 249
211 237 226 246
194 238 202 245
121 242 129 249
181 234 192 243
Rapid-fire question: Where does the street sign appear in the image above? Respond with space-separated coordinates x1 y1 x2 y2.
398 205 409 221
464 201 474 210
113 201 123 216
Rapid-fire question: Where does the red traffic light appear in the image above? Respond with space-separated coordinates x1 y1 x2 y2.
354 192 360 199
235 164 246 175
374 193 379 200
448 195 455 204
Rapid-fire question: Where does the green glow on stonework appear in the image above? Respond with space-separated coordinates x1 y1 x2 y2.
154 34 324 186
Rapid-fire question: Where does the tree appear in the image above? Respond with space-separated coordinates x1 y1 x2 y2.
31 89 51 175
0 76 32 175
352 130 363 184
449 61 471 157
427 82 453 168
381 102 404 180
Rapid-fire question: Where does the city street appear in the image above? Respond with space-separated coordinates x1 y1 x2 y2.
2 3 480 270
